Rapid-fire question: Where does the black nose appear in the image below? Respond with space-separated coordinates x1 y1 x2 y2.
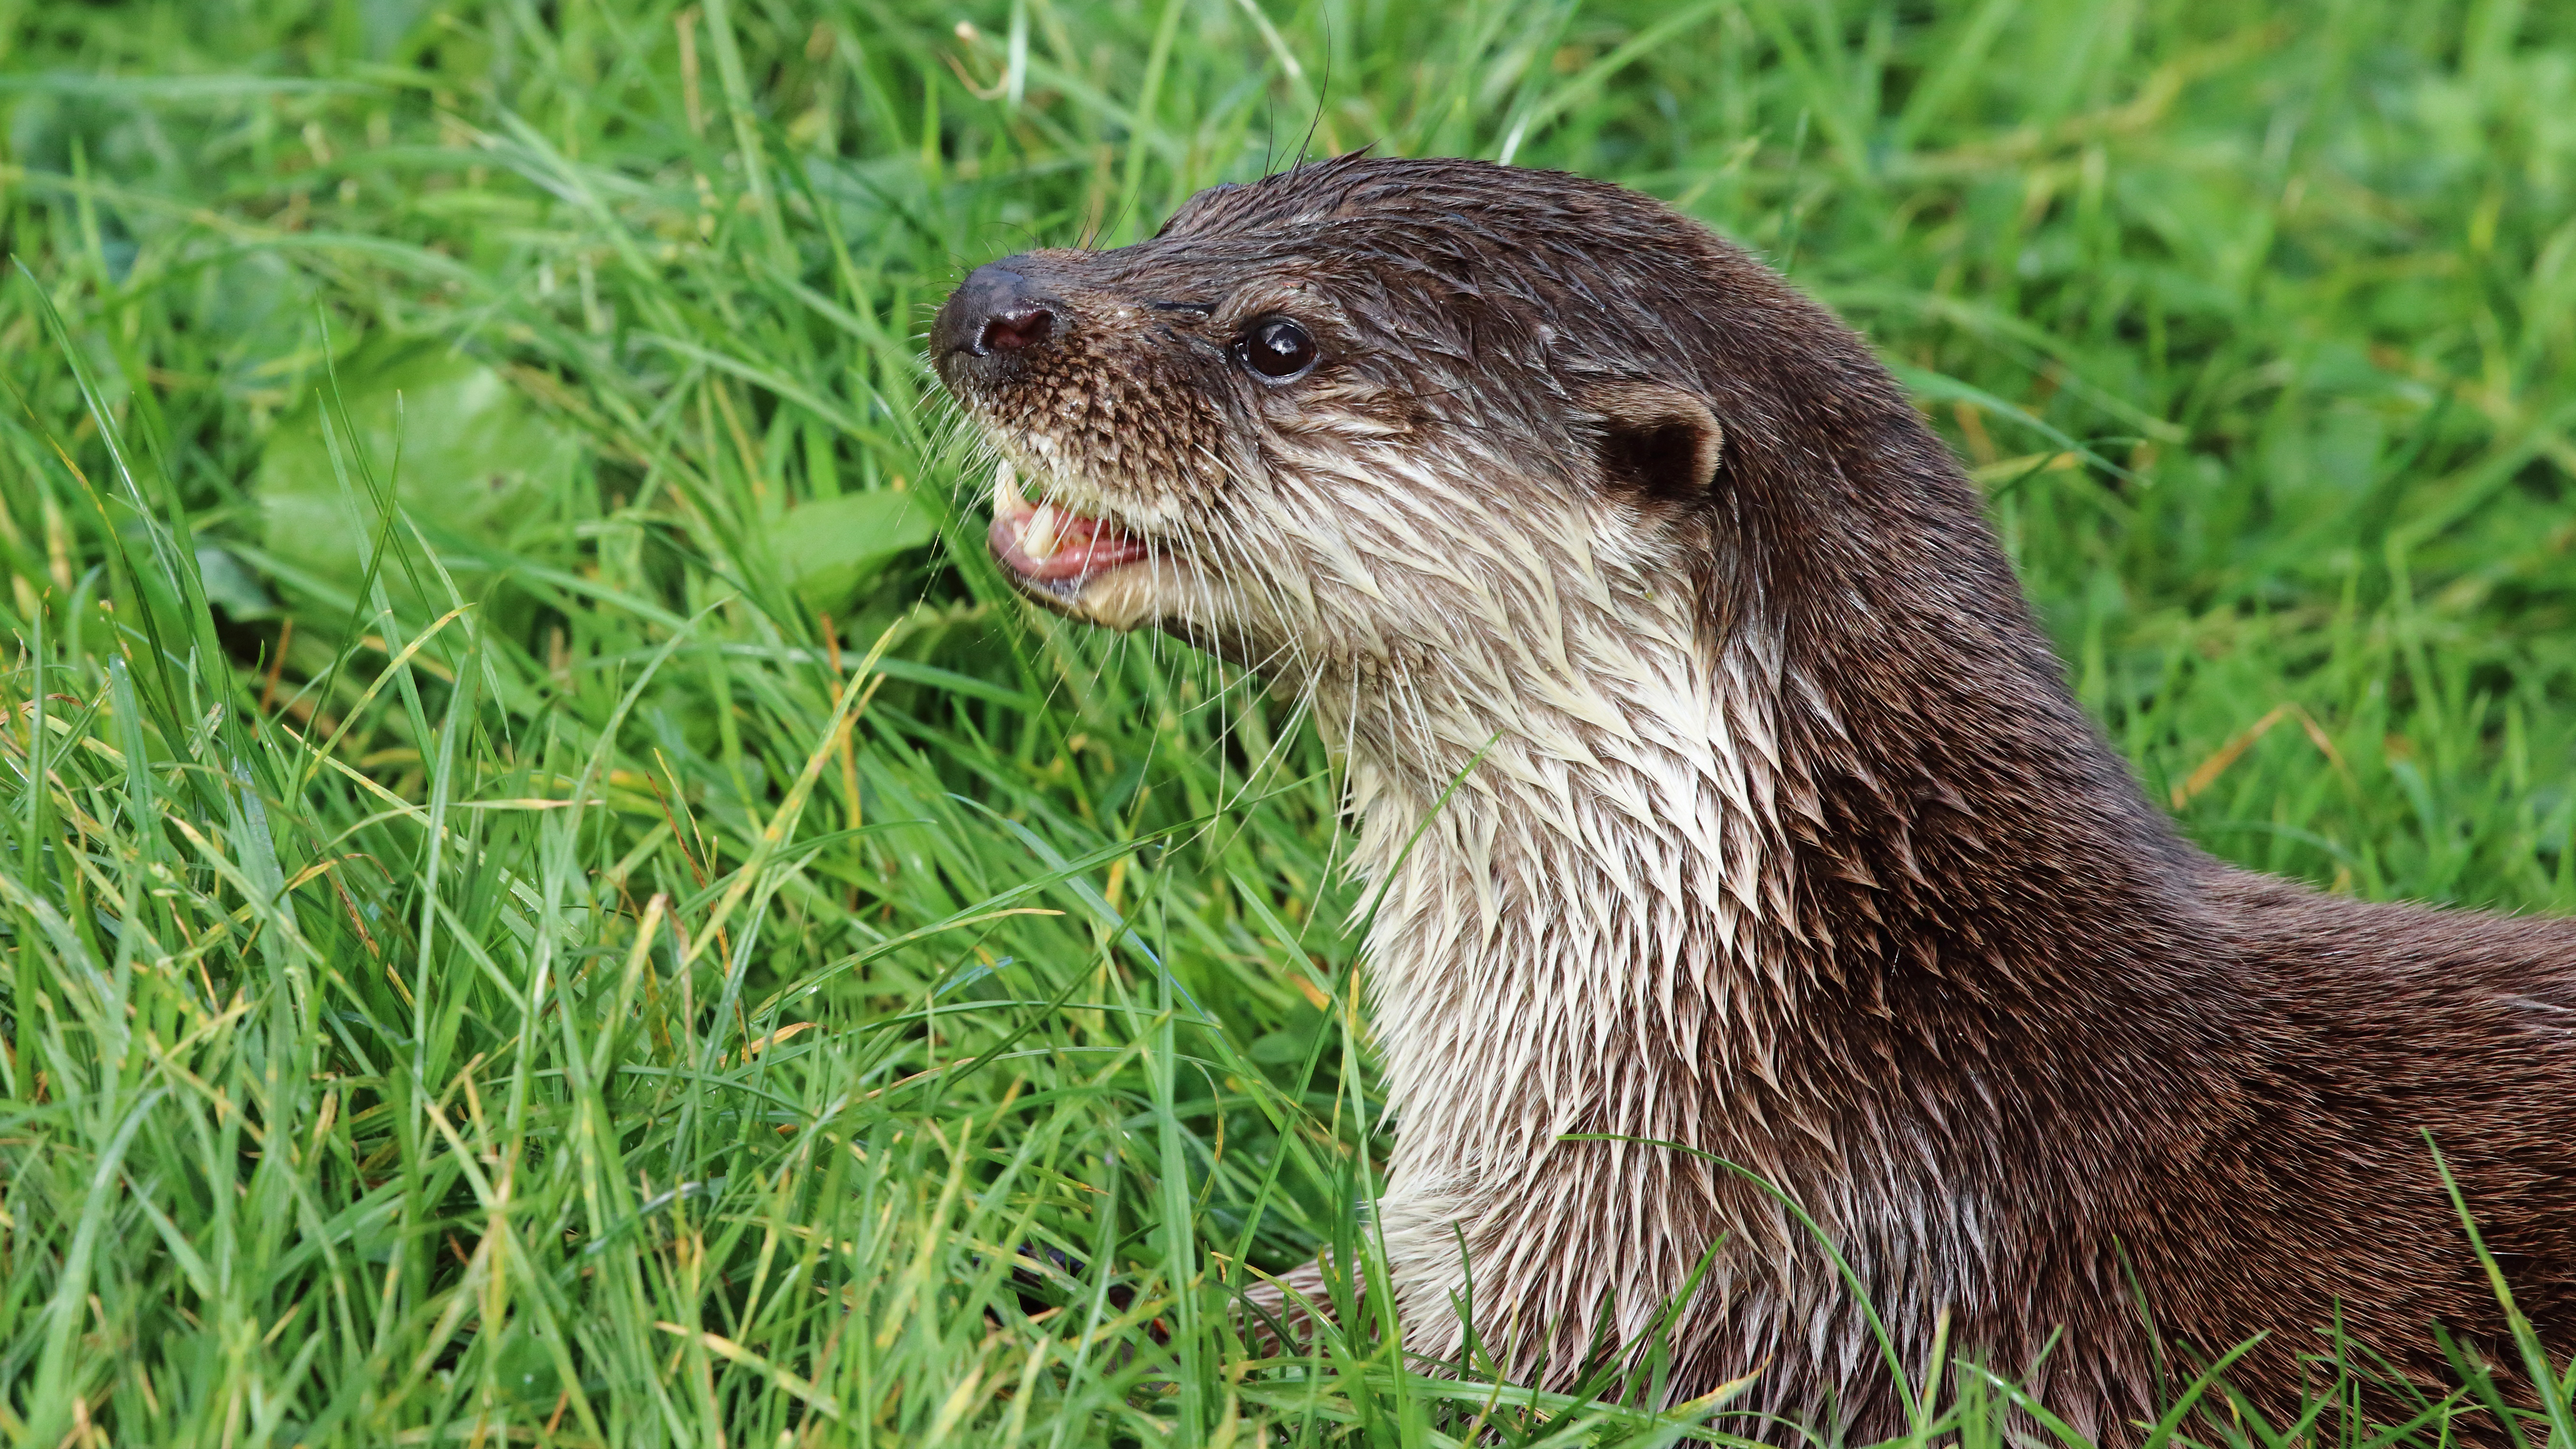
934 262 1063 362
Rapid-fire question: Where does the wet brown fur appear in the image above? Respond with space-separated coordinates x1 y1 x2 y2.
932 154 2576 1445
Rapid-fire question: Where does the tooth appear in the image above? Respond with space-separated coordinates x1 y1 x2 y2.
993 462 1031 518
1022 504 1061 560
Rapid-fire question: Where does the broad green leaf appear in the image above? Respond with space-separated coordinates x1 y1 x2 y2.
766 486 943 612
258 346 584 604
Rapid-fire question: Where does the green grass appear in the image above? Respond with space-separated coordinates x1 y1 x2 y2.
2 0 2573 1444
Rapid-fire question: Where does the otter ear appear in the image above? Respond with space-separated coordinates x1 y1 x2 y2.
1585 382 1724 502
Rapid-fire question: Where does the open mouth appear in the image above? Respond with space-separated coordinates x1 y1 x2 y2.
987 463 1155 603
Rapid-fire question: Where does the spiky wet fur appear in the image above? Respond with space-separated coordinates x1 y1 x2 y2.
931 155 2576 1445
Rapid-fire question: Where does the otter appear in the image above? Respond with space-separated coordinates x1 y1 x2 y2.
928 155 2576 1444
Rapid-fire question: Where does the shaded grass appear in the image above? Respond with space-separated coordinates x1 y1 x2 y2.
1 0 2573 1443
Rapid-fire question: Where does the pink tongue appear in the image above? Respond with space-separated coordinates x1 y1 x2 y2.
989 506 1150 583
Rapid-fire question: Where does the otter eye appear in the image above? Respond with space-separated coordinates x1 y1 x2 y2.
1236 317 1318 382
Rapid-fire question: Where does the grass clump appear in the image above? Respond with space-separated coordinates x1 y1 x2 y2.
3 0 2574 1444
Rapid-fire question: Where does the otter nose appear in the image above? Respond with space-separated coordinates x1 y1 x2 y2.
935 263 1063 362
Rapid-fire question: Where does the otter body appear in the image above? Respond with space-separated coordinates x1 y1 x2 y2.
931 156 2576 1443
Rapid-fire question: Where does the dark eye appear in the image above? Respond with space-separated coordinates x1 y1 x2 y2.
1236 317 1318 382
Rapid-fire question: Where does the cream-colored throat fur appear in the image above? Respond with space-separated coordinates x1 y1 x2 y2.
1310 525 1799 1381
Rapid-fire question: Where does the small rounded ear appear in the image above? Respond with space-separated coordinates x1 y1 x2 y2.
1582 382 1724 502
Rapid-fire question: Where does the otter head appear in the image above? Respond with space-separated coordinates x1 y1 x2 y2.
934 155 1960 787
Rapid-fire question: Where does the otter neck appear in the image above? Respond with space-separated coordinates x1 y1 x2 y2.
1316 506 2218 1169
1320 574 1794 1142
